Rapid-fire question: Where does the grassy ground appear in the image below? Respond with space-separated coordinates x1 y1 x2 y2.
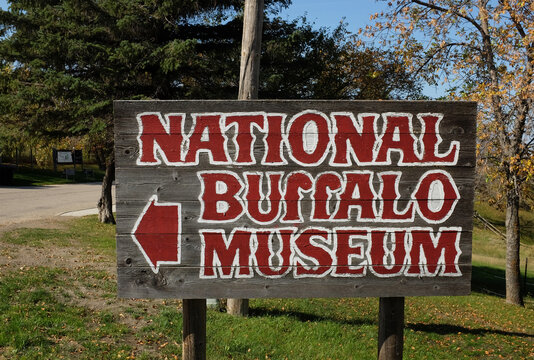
473 202 534 293
9 166 104 186
0 212 533 359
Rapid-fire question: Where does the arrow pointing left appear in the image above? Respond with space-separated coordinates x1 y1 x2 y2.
131 195 182 273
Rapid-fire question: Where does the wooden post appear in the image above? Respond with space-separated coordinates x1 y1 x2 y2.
53 149 57 172
238 0 263 100
227 0 264 317
227 298 249 317
182 299 206 360
378 297 404 360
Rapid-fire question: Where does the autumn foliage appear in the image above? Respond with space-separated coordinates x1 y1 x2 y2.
367 0 533 306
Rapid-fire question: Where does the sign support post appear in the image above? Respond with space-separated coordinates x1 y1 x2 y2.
227 0 264 317
182 299 206 360
378 297 404 360
53 149 57 172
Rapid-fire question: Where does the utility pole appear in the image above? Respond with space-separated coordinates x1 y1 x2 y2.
227 0 264 317
237 0 264 100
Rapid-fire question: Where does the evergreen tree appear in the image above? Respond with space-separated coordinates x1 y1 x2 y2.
0 0 421 223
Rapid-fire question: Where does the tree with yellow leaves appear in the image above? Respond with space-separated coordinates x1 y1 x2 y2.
368 0 533 306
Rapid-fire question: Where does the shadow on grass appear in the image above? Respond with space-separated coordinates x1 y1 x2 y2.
10 166 104 186
249 306 375 326
472 265 533 298
407 322 533 338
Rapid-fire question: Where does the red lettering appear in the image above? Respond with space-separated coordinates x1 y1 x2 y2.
293 228 333 276
333 229 367 276
200 230 253 278
333 172 376 221
375 114 420 164
406 228 461 276
138 113 184 164
312 172 342 220
199 172 244 222
185 114 229 164
379 172 414 220
419 114 458 164
331 113 377 165
245 172 283 224
414 171 459 223
263 115 286 164
369 230 407 276
196 227 463 279
281 171 313 222
287 111 331 165
225 114 264 164
254 230 293 277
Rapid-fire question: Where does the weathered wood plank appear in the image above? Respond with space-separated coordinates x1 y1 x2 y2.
117 265 472 299
113 99 477 118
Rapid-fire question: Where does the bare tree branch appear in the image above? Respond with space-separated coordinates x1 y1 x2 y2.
410 0 485 34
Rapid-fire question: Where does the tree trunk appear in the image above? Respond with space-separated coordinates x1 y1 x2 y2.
98 155 115 224
95 148 106 171
505 186 523 306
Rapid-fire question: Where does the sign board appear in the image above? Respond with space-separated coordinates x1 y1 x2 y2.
54 149 83 165
114 100 476 299
56 150 74 164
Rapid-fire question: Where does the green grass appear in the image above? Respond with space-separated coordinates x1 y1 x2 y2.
476 201 534 246
0 211 533 359
473 202 534 297
1 265 532 360
1 268 531 359
11 166 104 186
1 216 116 255
0 267 131 359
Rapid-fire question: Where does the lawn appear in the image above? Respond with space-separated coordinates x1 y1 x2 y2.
0 211 533 359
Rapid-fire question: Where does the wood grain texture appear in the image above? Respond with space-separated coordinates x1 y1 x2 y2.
238 0 263 100
378 297 404 360
182 299 206 360
114 100 476 299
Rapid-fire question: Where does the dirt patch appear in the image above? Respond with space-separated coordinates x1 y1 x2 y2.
0 216 70 236
0 216 113 272
0 243 112 272
0 217 183 355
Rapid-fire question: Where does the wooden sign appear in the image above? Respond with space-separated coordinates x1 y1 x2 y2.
114 100 476 299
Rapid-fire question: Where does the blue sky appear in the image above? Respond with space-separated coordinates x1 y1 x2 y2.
278 0 387 34
0 0 445 97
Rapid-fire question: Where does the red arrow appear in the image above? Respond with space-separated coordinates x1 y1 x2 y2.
131 195 181 273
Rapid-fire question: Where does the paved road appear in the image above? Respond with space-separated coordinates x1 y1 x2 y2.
0 183 114 226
